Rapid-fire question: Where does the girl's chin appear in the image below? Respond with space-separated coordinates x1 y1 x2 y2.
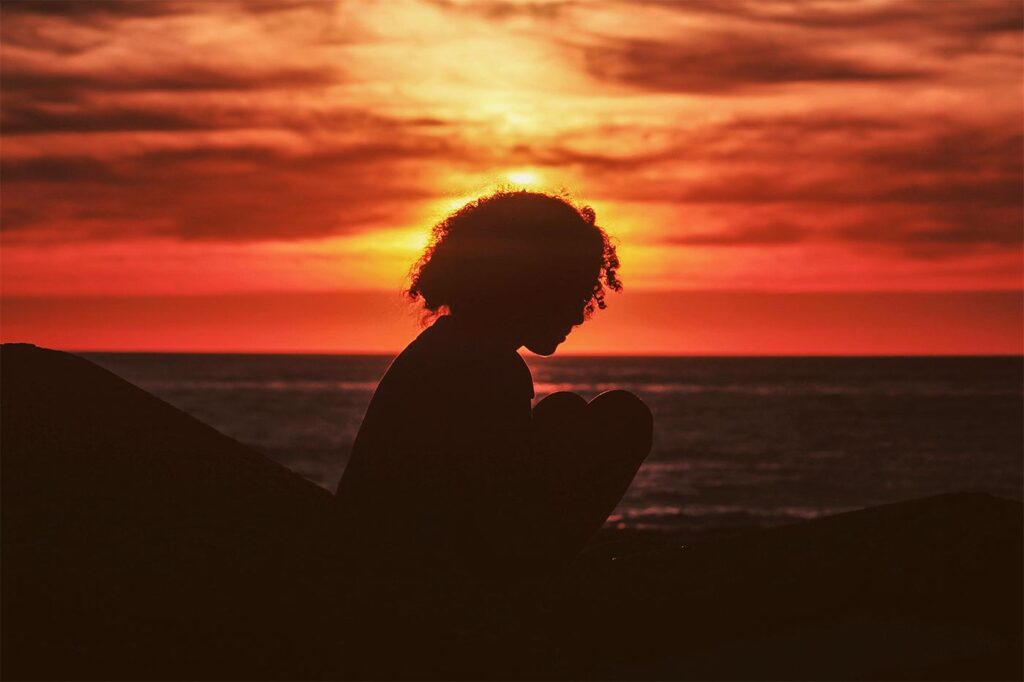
524 335 566 356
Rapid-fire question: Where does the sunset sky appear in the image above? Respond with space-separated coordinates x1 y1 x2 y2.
2 0 1021 354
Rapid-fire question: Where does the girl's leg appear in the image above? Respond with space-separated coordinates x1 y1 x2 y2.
587 389 654 476
579 390 653 530
532 391 588 448
530 390 653 561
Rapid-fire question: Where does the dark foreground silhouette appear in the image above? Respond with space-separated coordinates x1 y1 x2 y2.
335 191 651 596
335 314 652 585
3 343 1022 680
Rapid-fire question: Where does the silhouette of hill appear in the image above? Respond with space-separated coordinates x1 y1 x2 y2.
2 343 1020 680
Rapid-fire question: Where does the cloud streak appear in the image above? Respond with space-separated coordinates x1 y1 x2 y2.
581 35 932 94
0 0 1020 293
2 139 453 241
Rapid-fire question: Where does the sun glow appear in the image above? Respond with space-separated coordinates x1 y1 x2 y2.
506 169 542 186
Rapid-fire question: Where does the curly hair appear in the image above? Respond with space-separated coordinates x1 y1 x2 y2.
407 189 621 319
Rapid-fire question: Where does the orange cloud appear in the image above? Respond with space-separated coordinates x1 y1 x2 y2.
1 0 1020 335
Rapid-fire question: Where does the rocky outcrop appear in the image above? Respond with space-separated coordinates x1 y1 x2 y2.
2 343 334 679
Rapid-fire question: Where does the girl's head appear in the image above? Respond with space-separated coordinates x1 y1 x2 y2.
407 190 621 355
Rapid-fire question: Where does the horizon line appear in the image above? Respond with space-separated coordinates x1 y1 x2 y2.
3 287 1023 300
57 347 1024 359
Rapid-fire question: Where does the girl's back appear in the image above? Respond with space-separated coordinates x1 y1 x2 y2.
334 315 534 570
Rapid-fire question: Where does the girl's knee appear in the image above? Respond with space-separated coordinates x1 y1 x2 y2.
587 390 653 454
532 391 589 452
588 390 651 424
533 391 587 424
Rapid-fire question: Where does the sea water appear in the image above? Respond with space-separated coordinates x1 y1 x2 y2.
84 353 1023 535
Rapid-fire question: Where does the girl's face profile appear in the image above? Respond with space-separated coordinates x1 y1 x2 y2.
520 279 594 356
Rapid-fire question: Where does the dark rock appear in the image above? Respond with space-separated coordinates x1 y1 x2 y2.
551 491 1023 680
2 343 334 679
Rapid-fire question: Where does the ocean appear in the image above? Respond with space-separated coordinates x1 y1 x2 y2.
83 353 1023 536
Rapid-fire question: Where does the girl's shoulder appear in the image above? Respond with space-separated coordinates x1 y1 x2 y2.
388 317 534 401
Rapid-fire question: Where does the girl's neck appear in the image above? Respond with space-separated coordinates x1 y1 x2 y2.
443 313 523 352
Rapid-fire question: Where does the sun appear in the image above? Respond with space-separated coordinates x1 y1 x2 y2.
506 169 541 186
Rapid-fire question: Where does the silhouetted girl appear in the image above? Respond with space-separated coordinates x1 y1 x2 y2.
334 190 652 585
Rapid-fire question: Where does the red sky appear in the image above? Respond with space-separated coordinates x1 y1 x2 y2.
1 0 1022 354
